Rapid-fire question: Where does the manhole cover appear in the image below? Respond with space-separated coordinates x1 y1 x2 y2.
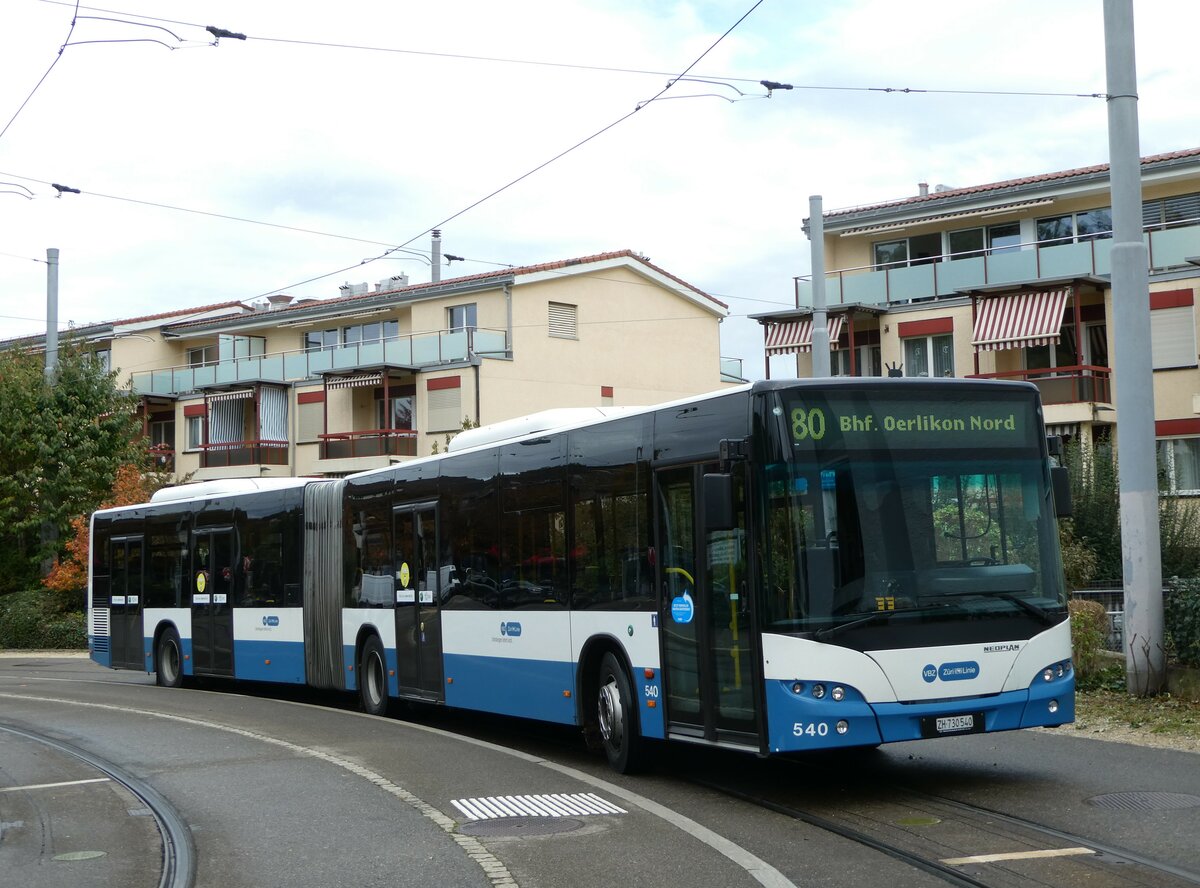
459 816 584 838
1086 791 1200 811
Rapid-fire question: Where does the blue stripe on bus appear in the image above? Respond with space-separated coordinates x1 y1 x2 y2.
765 681 882 752
89 637 111 669
638 672 665 739
343 645 357 691
233 640 307 683
444 653 577 725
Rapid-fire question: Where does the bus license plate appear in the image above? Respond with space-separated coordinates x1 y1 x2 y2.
936 714 974 733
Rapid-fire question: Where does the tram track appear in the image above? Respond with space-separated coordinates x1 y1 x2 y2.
687 769 1200 888
0 724 196 888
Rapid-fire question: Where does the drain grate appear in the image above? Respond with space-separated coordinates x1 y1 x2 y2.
459 816 584 838
1086 791 1200 811
452 792 626 821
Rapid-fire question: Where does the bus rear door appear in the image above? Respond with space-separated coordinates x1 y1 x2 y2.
109 537 144 670
190 529 235 676
656 464 759 747
393 503 444 700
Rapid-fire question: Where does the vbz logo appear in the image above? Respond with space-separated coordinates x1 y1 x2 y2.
500 621 522 637
262 615 280 627
922 664 938 683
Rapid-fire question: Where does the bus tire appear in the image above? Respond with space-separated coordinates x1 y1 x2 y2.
155 629 183 689
597 652 645 773
358 635 390 717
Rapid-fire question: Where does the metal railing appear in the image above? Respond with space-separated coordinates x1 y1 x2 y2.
201 439 289 468
319 429 418 460
795 219 1200 307
968 364 1112 405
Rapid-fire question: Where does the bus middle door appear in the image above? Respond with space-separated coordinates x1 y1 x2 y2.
109 537 144 670
393 504 444 701
190 529 236 677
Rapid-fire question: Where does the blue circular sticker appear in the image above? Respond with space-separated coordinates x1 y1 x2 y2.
922 664 937 683
671 591 695 624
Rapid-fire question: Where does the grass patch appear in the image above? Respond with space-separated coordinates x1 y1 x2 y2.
1075 662 1200 744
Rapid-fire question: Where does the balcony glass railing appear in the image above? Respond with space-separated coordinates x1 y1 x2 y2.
720 356 745 381
131 327 510 397
201 440 289 468
796 220 1200 307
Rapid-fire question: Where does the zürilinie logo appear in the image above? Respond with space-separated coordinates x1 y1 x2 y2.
500 621 522 637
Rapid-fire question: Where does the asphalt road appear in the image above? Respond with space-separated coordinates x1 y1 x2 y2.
1 655 1197 888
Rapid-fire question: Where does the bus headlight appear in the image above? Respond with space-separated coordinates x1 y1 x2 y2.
1043 668 1054 682
791 682 804 695
1048 699 1059 714
836 720 849 734
812 683 826 699
831 686 845 702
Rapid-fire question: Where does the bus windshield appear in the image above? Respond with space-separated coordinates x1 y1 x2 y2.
758 386 1067 648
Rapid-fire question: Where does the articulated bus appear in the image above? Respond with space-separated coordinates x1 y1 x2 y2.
88 378 1075 772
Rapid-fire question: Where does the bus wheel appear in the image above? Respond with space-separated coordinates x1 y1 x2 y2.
155 629 183 689
359 636 390 717
597 652 644 773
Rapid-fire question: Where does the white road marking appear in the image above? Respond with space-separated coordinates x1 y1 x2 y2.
0 777 111 793
452 792 626 820
942 847 1096 865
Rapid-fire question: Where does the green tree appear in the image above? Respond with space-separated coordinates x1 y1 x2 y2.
0 342 146 593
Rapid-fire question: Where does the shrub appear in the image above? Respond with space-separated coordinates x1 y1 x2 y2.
0 589 86 650
1166 578 1200 667
1069 598 1109 676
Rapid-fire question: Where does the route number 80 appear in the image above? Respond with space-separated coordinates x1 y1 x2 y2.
791 406 826 441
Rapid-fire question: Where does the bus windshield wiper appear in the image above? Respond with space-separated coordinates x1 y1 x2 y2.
815 610 894 641
932 588 1059 625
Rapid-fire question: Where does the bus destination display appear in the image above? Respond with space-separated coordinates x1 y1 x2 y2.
785 395 1034 451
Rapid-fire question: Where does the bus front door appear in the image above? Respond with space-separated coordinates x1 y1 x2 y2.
394 504 444 701
109 537 144 670
656 465 758 746
190 529 235 677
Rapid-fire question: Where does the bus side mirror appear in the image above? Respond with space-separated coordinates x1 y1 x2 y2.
1050 465 1072 518
703 472 735 531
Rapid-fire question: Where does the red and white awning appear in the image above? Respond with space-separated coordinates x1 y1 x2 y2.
971 289 1071 352
765 316 845 356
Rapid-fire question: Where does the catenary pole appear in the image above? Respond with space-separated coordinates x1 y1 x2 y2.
1105 0 1164 693
45 247 59 380
809 195 830 376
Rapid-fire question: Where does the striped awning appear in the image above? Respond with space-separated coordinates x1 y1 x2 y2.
765 316 845 356
206 388 254 403
971 289 1071 352
327 373 383 390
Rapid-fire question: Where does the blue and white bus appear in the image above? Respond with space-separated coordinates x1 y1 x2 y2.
88 378 1075 772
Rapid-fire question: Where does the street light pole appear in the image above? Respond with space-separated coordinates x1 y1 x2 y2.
809 196 830 376
46 247 59 380
1105 0 1164 693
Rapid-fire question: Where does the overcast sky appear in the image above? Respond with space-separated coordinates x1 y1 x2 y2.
2 0 1198 383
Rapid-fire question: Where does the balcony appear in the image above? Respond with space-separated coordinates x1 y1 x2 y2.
319 429 418 460
796 221 1200 306
967 365 1112 406
720 356 745 383
147 444 175 473
130 327 509 397
201 439 289 468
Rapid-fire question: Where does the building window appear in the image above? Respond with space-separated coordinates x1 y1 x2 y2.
1025 324 1079 373
946 223 1021 258
185 415 204 450
376 393 414 430
1036 208 1112 246
304 329 338 351
187 345 218 367
548 302 577 339
1158 438 1200 494
903 334 954 378
447 304 477 332
1143 191 1200 231
343 320 398 345
872 232 940 269
1150 303 1197 369
91 349 111 373
298 401 323 442
149 418 175 448
831 345 882 377
987 222 1021 254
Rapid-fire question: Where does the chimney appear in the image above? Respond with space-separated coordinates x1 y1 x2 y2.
918 182 929 197
267 294 293 310
431 229 442 284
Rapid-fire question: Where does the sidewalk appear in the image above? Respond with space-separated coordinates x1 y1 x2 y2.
0 649 89 658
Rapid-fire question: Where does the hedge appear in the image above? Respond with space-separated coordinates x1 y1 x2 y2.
0 589 86 650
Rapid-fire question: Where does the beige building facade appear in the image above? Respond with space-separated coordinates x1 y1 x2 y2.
755 148 1200 493
12 250 742 481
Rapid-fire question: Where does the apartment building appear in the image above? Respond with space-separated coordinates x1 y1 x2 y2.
20 250 742 480
753 147 1200 492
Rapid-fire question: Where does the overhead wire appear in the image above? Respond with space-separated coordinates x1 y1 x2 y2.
0 0 81 144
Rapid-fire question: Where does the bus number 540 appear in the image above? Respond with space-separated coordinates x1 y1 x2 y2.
793 721 829 738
